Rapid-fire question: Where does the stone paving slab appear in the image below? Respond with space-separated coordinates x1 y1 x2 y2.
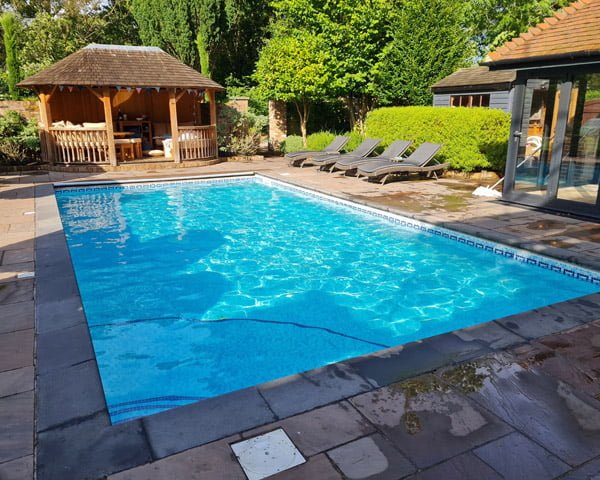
35 296 86 334
0 329 33 372
258 363 372 418
456 354 600 466
0 300 33 334
0 366 33 398
0 455 33 480
108 435 245 480
243 402 375 458
407 452 502 480
36 413 152 480
269 454 342 480
0 391 33 464
36 360 106 432
0 279 33 305
473 431 570 480
453 321 525 350
143 387 276 459
327 433 415 480
36 322 95 374
1 248 33 266
562 456 600 479
350 376 512 468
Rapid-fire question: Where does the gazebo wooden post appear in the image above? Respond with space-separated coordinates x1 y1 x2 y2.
38 88 55 164
169 89 181 163
207 89 218 157
101 87 117 166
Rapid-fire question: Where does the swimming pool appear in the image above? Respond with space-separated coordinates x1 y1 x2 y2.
55 175 599 423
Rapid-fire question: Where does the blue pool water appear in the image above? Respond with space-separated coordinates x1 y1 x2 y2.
56 176 599 423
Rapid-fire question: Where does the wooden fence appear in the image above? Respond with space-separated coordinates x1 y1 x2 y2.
48 127 109 163
178 125 218 161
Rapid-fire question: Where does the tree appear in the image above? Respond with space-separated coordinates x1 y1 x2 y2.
254 29 331 146
0 12 21 99
375 0 475 107
467 0 570 56
271 0 394 132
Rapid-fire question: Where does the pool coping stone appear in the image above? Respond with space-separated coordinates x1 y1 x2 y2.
33 172 600 480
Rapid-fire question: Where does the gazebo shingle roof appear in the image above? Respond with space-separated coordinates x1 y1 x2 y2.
431 66 516 92
17 44 224 90
484 0 600 66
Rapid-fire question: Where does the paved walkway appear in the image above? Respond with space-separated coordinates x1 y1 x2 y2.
1 158 599 479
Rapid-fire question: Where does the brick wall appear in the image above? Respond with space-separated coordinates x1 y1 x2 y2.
268 100 287 152
0 100 39 121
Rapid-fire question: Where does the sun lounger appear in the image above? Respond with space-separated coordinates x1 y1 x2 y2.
331 140 413 174
300 138 381 169
286 135 350 166
356 142 447 184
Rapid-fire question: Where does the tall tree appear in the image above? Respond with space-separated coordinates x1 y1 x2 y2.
375 0 475 107
467 0 570 56
254 28 331 146
0 12 21 99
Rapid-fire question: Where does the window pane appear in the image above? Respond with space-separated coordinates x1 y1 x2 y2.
557 73 600 204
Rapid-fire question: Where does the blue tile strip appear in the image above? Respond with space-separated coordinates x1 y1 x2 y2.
54 174 600 286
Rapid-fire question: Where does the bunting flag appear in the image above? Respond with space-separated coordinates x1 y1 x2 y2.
136 87 142 94
67 86 74 92
116 86 122 91
187 89 193 95
154 87 160 92
58 86 64 92
126 87 132 92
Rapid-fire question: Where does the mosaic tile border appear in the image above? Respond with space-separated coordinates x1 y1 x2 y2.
54 173 600 286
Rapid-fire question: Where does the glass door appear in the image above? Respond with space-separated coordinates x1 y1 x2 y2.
511 78 562 197
556 73 600 206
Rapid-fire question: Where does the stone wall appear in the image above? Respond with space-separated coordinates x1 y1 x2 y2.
226 96 250 114
0 100 39 121
268 100 287 152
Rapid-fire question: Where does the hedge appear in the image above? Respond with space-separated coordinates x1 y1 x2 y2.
282 130 365 154
365 106 511 172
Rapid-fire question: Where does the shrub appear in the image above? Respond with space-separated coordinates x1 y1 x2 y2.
217 105 267 156
365 106 511 172
0 110 40 164
282 130 366 154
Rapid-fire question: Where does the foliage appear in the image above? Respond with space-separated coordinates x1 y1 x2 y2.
271 0 395 132
0 12 20 99
0 110 40 164
467 0 570 56
217 104 267 156
254 28 331 145
280 135 304 154
365 106 511 172
375 0 475 107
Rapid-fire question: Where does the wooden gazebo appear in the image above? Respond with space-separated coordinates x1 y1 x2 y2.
17 44 225 166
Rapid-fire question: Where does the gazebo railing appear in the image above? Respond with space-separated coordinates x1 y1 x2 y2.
49 127 110 164
178 125 217 161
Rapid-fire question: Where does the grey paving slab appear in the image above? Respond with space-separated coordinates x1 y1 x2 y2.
474 432 570 480
1 248 33 266
243 402 375 457
562 456 600 479
350 376 512 468
35 296 86 334
143 387 276 459
327 433 415 480
0 455 33 480
0 391 33 464
424 332 492 363
36 360 106 432
454 321 525 350
34 271 80 305
344 341 447 388
0 366 33 398
259 363 372 418
0 329 33 372
407 452 503 480
108 435 245 480
0 279 33 305
269 454 342 480
496 306 584 340
0 300 33 334
36 413 152 480
463 355 600 466
36 322 94 374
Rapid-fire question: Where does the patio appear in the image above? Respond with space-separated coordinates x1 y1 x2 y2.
1 158 600 479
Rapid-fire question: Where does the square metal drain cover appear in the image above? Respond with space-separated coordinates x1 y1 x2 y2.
231 428 305 480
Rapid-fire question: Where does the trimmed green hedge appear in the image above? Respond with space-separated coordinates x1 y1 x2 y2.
282 130 365 154
365 106 511 172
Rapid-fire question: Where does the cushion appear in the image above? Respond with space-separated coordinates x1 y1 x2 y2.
147 149 164 157
83 122 106 129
